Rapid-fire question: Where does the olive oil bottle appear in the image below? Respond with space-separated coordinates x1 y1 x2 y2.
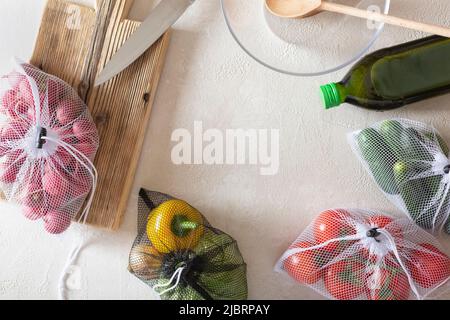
321 36 450 110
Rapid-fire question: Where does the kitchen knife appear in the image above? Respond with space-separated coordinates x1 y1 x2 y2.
94 0 195 86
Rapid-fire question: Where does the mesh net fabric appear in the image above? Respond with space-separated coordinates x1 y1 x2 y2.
275 209 450 300
348 118 450 233
0 62 99 234
128 189 248 300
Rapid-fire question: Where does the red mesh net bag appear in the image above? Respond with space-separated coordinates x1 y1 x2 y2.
0 61 99 234
275 209 450 300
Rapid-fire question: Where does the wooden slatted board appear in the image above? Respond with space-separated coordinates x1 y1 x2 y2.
30 0 170 229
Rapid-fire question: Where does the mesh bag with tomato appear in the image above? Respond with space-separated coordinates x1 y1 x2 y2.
275 209 450 300
0 61 99 234
128 189 248 300
349 119 450 233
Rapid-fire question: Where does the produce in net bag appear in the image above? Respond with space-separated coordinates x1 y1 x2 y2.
129 189 248 300
275 209 450 300
0 61 99 234
348 119 450 233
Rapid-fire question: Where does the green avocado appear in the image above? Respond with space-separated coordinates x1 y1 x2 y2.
394 161 442 229
194 232 248 300
357 128 399 194
379 120 433 161
424 132 450 157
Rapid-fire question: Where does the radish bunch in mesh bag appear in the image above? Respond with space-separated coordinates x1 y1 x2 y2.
275 209 450 300
349 119 450 233
0 62 98 234
128 189 248 300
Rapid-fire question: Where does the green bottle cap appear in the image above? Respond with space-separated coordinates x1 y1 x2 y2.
320 83 342 109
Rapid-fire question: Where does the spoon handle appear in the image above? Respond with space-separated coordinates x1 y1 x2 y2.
321 2 450 38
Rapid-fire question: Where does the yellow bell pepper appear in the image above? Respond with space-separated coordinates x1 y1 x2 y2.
146 199 204 253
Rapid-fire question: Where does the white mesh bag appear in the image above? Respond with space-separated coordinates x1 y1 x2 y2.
348 119 450 233
275 209 450 300
0 61 98 234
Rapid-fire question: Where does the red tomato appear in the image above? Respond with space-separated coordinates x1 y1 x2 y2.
406 243 450 288
324 260 365 300
314 209 356 252
368 215 403 239
366 267 410 300
283 241 322 284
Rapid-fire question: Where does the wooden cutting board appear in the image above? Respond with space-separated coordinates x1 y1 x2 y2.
30 0 170 229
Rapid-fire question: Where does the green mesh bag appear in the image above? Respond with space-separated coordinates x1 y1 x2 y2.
128 189 248 300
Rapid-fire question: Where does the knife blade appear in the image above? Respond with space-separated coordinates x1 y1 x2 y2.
94 0 194 86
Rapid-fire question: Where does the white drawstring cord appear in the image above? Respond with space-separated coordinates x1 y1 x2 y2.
276 234 363 271
152 266 186 297
58 235 87 300
377 229 421 300
433 180 450 233
41 137 97 300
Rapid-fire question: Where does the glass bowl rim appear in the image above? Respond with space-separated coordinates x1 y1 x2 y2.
221 0 391 77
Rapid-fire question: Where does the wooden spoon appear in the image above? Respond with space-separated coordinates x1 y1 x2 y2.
265 0 450 38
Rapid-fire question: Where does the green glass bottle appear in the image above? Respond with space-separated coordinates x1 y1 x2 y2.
321 36 450 111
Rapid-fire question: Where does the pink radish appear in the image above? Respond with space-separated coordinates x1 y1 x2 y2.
74 181 91 197
52 149 77 173
72 119 96 141
0 165 18 183
43 211 72 234
4 149 25 165
1 90 17 112
1 121 28 141
56 99 83 126
0 136 10 157
46 193 66 209
56 127 77 143
75 143 97 159
68 163 92 198
18 78 34 104
23 206 48 221
21 182 44 207
0 145 9 158
0 150 26 184
7 99 29 119
43 170 70 197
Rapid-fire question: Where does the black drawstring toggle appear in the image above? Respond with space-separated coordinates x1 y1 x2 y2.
366 228 381 242
37 127 47 149
444 165 450 174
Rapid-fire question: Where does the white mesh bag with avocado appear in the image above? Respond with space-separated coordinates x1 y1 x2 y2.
349 118 450 233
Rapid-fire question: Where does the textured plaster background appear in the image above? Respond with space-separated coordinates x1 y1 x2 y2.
0 0 450 300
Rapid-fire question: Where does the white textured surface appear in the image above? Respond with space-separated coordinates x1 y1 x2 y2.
0 0 450 300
